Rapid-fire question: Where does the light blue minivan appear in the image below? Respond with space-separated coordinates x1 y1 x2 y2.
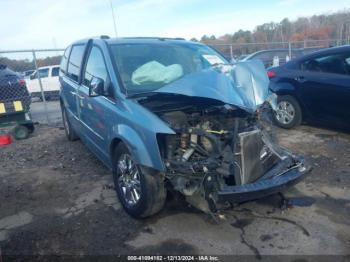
59 36 310 218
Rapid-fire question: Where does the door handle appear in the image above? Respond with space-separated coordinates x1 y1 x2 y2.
295 76 306 83
77 94 85 99
70 91 84 99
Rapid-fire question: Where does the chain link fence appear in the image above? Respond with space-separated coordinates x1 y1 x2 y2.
0 39 347 127
0 49 64 126
210 39 348 67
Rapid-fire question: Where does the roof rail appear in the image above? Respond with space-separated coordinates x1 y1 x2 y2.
122 37 185 41
100 35 110 39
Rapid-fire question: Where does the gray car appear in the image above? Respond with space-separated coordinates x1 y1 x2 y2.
59 36 310 218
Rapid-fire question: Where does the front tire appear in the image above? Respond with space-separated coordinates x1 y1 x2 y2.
273 95 302 129
112 143 166 218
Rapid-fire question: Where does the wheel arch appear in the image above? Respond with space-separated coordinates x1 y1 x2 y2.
108 125 166 172
109 137 123 161
271 81 307 118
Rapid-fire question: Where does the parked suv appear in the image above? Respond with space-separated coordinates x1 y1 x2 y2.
59 37 310 218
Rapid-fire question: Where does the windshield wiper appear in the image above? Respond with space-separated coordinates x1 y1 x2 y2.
127 91 158 99
210 62 228 67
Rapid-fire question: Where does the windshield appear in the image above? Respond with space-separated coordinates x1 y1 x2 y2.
109 43 228 95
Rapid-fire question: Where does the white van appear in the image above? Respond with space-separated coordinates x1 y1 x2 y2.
27 65 60 100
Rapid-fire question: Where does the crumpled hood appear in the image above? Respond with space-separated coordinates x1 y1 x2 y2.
149 60 271 113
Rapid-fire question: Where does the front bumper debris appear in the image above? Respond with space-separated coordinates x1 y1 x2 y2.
217 157 311 203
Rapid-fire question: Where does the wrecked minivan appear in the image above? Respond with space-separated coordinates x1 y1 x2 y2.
59 37 311 218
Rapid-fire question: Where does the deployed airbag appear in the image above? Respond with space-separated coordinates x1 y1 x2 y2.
132 61 183 85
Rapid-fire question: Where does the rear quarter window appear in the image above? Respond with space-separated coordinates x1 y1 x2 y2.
67 45 85 82
60 46 71 74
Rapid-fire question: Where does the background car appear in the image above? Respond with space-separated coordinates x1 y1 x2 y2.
0 64 31 112
241 48 320 68
268 45 350 131
26 65 60 100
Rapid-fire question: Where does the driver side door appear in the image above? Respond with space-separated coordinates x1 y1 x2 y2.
77 45 111 162
297 52 350 127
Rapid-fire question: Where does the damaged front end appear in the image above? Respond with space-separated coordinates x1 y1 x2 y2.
152 104 309 213
136 60 311 213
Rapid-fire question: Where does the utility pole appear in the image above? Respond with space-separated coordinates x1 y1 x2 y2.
109 0 118 37
52 37 59 55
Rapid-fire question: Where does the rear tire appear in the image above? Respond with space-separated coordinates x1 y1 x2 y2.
273 95 302 129
24 123 35 134
112 143 166 218
61 106 79 141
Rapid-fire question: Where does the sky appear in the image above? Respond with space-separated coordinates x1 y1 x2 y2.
0 0 350 50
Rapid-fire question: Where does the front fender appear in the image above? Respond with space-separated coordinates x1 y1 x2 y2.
269 81 296 95
111 124 172 171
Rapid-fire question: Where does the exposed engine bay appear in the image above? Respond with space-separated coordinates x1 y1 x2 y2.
137 95 303 213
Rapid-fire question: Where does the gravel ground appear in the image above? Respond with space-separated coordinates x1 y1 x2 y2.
0 123 349 259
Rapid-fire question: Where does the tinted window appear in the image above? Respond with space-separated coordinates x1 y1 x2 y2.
39 68 49 78
52 67 59 77
84 46 108 87
254 51 290 66
60 46 71 74
301 53 350 75
67 45 85 81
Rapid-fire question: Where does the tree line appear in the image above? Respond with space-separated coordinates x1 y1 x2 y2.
0 55 62 72
192 9 350 56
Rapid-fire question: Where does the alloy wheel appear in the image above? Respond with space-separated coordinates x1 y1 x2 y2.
117 154 141 206
276 101 295 125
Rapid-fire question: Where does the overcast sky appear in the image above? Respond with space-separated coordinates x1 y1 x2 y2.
1 0 350 50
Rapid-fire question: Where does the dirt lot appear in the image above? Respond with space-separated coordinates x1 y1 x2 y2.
0 123 349 259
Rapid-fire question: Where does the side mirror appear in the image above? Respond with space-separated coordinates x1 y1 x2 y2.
89 77 104 97
30 74 34 80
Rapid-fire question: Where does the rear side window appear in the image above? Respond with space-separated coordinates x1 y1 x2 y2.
67 45 85 82
52 67 59 77
254 52 273 61
38 68 49 78
60 46 71 74
301 53 350 75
